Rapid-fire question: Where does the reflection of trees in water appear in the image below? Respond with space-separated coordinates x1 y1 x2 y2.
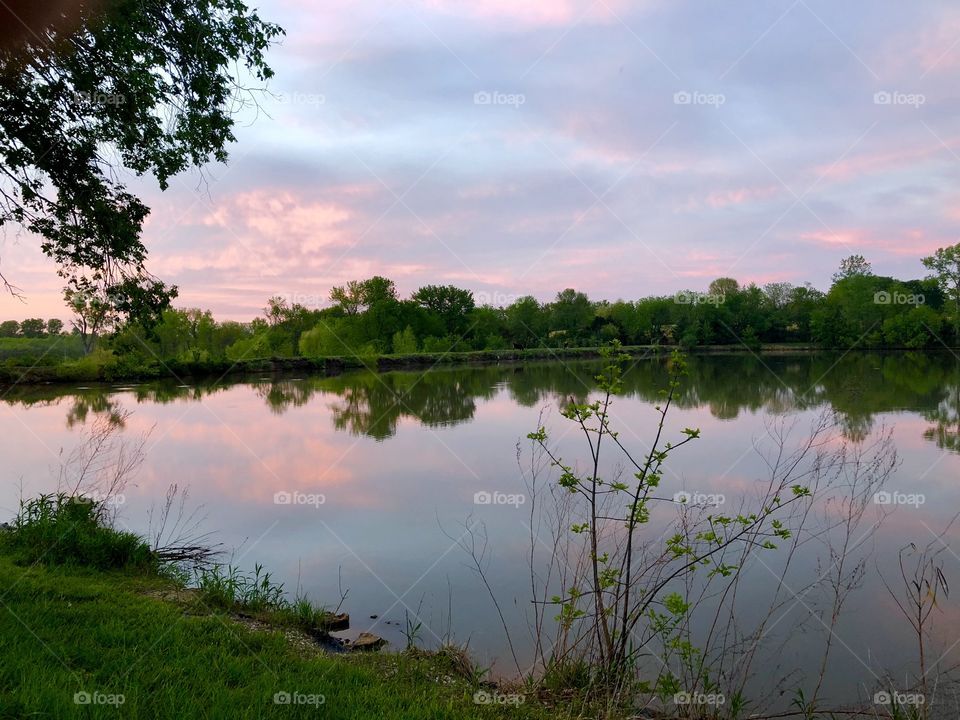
4 353 960 450
924 385 960 453
253 369 499 439
505 352 960 449
256 380 314 414
66 393 126 429
326 370 494 440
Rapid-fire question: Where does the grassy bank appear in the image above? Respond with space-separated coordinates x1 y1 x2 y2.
0 343 820 387
0 497 586 719
0 554 583 718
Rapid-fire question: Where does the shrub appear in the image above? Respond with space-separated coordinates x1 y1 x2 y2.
2 493 155 571
391 326 418 354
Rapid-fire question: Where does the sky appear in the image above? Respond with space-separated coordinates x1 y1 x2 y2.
2 0 960 321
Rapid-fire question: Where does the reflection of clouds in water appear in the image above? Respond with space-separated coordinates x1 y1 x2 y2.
2 355 960 699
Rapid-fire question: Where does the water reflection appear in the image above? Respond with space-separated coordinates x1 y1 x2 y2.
4 351 960 706
5 352 959 451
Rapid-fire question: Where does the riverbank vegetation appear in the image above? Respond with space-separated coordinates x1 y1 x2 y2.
2 251 959 386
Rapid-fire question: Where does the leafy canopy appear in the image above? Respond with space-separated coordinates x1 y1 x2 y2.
0 0 283 319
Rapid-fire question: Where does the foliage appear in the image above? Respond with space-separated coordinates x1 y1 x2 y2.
6 250 960 377
2 493 154 571
0 0 282 319
0 334 86 363
411 285 475 335
525 342 811 688
923 242 960 337
391 326 419 354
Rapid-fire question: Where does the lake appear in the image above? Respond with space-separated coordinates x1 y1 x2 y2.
3 351 959 707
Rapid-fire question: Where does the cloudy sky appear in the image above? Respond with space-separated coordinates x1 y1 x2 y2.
3 0 960 321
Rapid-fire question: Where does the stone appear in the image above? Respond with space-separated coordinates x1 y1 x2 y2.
350 632 386 651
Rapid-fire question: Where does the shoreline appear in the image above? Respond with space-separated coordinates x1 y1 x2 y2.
2 343 953 389
0 343 847 388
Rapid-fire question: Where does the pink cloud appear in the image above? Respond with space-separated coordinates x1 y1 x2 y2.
813 140 956 183
705 185 780 209
911 12 960 75
679 185 781 212
800 227 949 259
800 229 868 247
421 0 646 28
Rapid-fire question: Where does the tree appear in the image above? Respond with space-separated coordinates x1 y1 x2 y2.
922 243 960 341
264 297 290 327
832 254 872 283
812 274 886 347
708 277 740 299
329 281 364 316
329 277 398 316
361 276 398 307
784 283 825 339
65 285 115 352
505 296 546 348
0 0 283 310
550 289 594 344
411 284 475 335
18 318 45 337
0 319 17 337
299 319 360 358
259 298 319 355
762 282 793 310
882 306 941 348
46 318 64 336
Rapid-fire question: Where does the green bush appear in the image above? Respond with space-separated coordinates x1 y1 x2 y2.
391 326 418 354
54 348 114 380
2 493 155 571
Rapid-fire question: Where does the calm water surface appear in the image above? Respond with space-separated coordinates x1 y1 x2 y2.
3 352 960 704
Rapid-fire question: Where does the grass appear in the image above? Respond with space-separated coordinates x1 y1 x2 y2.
0 496 588 719
0 555 579 718
193 562 348 639
2 494 155 571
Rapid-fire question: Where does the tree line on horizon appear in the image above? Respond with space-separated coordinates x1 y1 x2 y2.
3 248 960 368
